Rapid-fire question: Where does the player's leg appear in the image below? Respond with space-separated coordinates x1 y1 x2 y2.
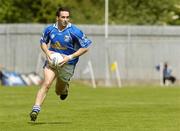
55 64 75 100
35 67 56 105
163 77 166 85
30 66 56 121
55 78 69 100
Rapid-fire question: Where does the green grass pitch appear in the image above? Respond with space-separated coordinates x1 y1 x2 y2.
0 82 180 131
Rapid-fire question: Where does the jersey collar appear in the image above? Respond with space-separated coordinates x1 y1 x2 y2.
54 22 71 32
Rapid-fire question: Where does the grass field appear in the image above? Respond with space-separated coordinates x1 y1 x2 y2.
0 82 180 131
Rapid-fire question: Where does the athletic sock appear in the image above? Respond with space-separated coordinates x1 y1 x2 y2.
32 105 41 113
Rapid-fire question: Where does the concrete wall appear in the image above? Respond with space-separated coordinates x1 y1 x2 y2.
1 24 180 84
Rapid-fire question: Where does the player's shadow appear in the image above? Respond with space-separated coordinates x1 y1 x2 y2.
28 121 72 125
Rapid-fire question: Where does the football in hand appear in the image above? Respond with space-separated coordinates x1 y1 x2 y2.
49 53 64 66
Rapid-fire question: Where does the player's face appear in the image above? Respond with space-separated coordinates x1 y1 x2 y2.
57 11 70 27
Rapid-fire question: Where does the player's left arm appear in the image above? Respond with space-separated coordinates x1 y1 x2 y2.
60 47 88 66
63 47 89 63
60 27 92 66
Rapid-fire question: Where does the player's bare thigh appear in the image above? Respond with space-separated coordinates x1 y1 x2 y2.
42 66 56 89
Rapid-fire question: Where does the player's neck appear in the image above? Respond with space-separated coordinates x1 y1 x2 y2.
56 22 69 31
58 25 66 31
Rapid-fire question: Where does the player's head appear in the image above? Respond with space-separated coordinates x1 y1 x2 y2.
56 7 70 27
164 62 168 68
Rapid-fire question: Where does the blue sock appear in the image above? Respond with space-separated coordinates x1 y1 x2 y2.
32 105 41 113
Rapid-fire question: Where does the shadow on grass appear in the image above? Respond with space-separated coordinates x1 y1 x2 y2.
28 121 72 125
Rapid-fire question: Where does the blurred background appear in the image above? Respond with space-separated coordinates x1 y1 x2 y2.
0 0 180 86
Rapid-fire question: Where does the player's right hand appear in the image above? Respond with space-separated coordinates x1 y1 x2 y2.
46 50 54 63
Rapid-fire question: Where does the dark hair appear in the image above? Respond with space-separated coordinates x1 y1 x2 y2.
56 7 70 17
164 62 168 68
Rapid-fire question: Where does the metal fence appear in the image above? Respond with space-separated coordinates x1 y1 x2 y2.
1 24 180 84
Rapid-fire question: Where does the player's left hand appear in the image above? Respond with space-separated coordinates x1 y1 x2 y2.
59 55 71 66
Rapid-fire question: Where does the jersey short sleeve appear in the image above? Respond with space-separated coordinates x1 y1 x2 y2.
70 25 92 48
40 25 54 44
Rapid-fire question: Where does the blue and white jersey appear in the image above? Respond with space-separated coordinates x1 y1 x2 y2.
40 23 92 65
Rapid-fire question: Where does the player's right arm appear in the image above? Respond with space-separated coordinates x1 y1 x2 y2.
40 43 51 61
40 25 54 61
